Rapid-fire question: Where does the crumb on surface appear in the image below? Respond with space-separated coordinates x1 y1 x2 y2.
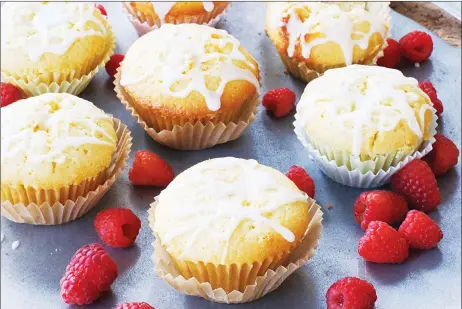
327 203 333 210
11 240 20 250
414 62 420 68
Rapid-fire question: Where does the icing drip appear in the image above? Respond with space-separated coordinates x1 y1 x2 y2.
120 24 259 112
298 65 433 155
152 2 215 24
156 158 308 264
1 3 107 62
1 93 116 165
280 2 388 65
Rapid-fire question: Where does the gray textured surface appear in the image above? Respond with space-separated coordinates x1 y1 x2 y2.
1 3 461 309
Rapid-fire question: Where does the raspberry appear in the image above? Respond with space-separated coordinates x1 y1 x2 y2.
105 54 125 78
377 38 401 68
115 302 155 309
1 83 24 107
358 221 409 264
354 190 408 230
399 210 443 249
129 150 174 187
262 87 296 117
418 81 443 115
95 4 107 17
94 208 141 248
326 277 377 309
390 159 441 212
60 244 118 305
424 134 459 176
286 165 315 198
400 30 433 63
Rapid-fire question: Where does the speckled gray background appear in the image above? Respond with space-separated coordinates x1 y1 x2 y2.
1 2 461 309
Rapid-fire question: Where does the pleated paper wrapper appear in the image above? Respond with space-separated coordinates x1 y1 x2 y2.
276 2 391 83
0 18 115 97
122 2 229 36
148 196 323 304
293 109 438 188
114 71 259 151
1 118 132 225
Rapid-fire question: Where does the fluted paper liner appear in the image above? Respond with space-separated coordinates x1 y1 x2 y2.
114 71 259 150
276 2 391 83
1 118 132 225
148 196 323 304
122 2 228 36
1 18 116 97
293 109 438 188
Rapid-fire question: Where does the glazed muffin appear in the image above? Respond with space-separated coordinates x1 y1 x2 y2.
116 23 260 149
1 93 118 206
123 2 230 35
1 2 115 96
295 65 436 175
266 2 390 82
152 157 312 292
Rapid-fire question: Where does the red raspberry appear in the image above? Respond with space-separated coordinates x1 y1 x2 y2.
354 190 408 230
399 30 433 63
390 159 441 212
326 277 377 309
286 165 315 198
424 134 459 176
358 221 409 264
94 208 141 248
60 244 118 305
1 83 24 107
129 150 174 187
377 38 401 68
262 87 296 118
95 4 107 17
105 54 125 78
418 81 443 115
399 210 443 249
115 302 155 309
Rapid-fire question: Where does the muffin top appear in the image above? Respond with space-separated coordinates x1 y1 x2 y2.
296 65 435 160
1 2 111 78
266 2 389 67
154 157 310 265
1 93 117 189
129 2 220 24
120 24 260 119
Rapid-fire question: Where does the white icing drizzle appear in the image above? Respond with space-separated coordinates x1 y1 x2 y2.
1 93 116 165
152 2 214 24
156 158 308 264
1 3 106 61
120 24 260 112
298 65 433 155
279 2 388 65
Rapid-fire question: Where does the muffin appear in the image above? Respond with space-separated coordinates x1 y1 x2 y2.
123 2 230 35
1 93 118 207
115 23 260 150
1 2 115 97
266 2 390 82
151 157 319 295
294 65 437 187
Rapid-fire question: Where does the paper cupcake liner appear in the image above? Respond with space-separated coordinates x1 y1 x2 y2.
122 2 229 36
276 2 391 83
148 196 323 304
1 118 132 225
0 18 116 97
293 110 438 188
114 71 259 150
